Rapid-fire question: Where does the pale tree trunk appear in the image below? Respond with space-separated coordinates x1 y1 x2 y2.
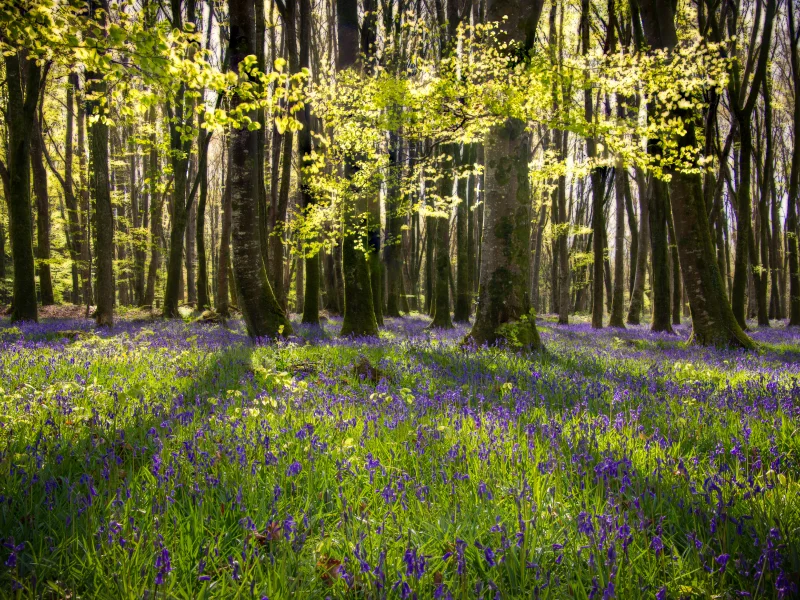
216 154 232 316
229 0 292 338
469 117 541 348
627 170 649 324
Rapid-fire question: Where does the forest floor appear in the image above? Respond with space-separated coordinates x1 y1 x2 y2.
0 312 798 598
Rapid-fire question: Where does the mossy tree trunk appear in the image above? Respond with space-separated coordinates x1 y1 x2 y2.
229 0 292 339
468 117 540 348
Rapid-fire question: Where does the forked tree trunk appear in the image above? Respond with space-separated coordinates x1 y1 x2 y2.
229 0 292 338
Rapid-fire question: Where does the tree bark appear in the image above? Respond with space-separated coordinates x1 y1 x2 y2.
609 162 626 327
229 0 292 338
31 112 55 306
627 171 650 324
86 2 114 327
196 127 211 310
637 0 752 348
216 152 232 316
4 52 41 322
787 3 800 325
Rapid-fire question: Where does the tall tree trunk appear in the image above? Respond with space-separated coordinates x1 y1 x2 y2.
648 176 673 332
143 108 162 308
637 0 753 348
196 127 211 310
627 170 649 324
430 145 454 329
385 132 404 317
787 3 800 326
185 190 197 306
339 0 378 336
77 80 93 307
667 205 681 325
609 162 626 327
31 114 55 305
455 143 472 322
229 0 292 338
216 153 232 316
727 0 775 328
581 0 604 329
4 52 42 322
298 0 320 324
86 1 114 326
162 0 198 318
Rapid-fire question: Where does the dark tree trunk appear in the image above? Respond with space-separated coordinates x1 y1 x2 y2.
4 52 41 322
86 9 114 327
648 176 673 332
609 162 626 327
298 0 320 324
581 0 604 329
637 0 752 348
788 3 800 326
667 205 681 325
163 0 198 318
430 145 454 328
229 0 291 338
339 0 378 336
727 0 775 328
455 143 472 322
31 114 55 305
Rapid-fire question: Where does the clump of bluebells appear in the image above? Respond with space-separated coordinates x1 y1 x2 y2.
0 314 798 598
